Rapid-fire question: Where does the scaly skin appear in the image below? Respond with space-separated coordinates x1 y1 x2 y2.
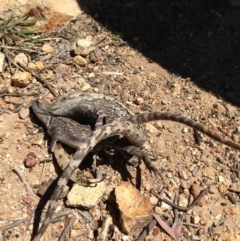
32 100 148 185
50 92 135 129
32 96 240 240
128 112 240 150
50 92 240 150
32 120 145 241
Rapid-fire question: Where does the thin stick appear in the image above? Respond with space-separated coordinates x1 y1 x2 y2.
59 216 75 241
12 167 38 197
17 62 59 97
1 45 40 52
2 230 6 241
0 92 39 98
0 210 73 231
135 219 157 241
75 210 92 222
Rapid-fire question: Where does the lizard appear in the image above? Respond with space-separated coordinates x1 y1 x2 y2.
49 92 240 151
32 94 240 240
32 120 149 241
32 105 240 240
32 99 162 181
33 117 240 241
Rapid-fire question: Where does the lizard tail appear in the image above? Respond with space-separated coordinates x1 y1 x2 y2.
129 112 240 151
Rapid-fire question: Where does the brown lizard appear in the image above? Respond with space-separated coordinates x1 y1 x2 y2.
50 92 240 150
34 108 240 241
33 111 240 240
32 95 240 240
32 99 160 184
32 120 146 241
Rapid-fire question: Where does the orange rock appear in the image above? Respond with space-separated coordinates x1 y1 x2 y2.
11 71 32 87
115 182 153 234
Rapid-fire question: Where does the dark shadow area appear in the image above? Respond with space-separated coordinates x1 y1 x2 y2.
76 0 240 106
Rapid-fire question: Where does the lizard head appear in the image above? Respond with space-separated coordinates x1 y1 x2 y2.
31 99 52 128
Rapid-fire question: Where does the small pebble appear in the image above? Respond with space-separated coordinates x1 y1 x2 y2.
35 61 44 70
191 235 201 240
148 72 157 79
19 108 29 119
178 194 188 207
87 230 94 239
134 97 144 105
218 176 225 183
88 72 95 78
73 56 87 66
57 63 71 74
154 206 162 215
191 215 200 224
150 196 158 205
182 127 189 133
42 43 54 53
152 227 160 236
192 167 199 177
14 53 28 65
218 183 228 194
11 72 32 88
28 63 37 70
24 152 37 168
122 235 129 241
0 52 5 72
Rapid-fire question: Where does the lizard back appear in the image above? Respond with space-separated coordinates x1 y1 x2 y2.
51 92 135 127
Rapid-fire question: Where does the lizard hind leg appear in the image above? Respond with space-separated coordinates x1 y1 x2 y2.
115 146 166 187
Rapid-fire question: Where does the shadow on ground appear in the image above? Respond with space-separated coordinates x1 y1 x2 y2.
76 0 240 106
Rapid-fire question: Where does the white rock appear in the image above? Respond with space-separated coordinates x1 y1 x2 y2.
122 235 129 241
14 53 28 65
0 52 5 72
19 108 29 119
178 194 188 207
88 72 95 78
218 176 225 183
160 200 172 210
182 127 189 133
76 38 92 48
42 43 54 53
67 181 106 208
150 196 158 205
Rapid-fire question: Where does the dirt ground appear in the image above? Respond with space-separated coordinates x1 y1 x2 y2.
0 1 240 241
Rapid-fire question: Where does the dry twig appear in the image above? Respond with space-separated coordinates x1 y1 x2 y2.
17 62 59 97
59 216 75 241
12 167 37 197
